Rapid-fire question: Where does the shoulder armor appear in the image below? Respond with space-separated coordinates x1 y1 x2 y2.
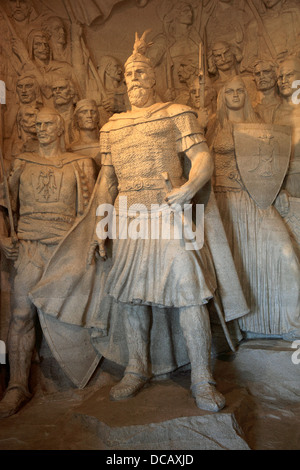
165 103 197 118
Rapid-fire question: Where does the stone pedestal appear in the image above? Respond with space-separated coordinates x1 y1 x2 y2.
0 338 299 450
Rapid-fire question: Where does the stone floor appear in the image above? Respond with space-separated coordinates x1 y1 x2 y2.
0 338 299 451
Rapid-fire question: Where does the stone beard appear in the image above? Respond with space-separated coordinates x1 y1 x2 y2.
127 85 152 107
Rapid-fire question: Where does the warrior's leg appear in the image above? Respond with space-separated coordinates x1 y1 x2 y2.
179 304 225 412
0 264 42 418
110 304 151 400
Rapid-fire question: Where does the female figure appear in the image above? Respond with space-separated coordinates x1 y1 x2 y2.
209 76 300 339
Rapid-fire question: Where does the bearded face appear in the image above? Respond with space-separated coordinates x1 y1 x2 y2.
253 62 277 91
277 60 300 98
125 62 155 108
127 86 153 107
9 0 31 22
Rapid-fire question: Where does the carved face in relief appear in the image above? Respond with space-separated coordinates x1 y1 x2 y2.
189 78 201 108
52 79 74 106
47 17 67 46
32 34 50 62
8 0 31 22
106 59 124 83
224 78 246 110
75 103 99 131
277 59 300 98
125 62 155 107
262 0 282 8
178 60 196 84
175 2 193 26
16 76 38 104
36 110 64 146
212 43 235 72
18 105 39 136
253 61 277 91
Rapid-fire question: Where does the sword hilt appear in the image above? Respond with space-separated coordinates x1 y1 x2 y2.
161 172 173 192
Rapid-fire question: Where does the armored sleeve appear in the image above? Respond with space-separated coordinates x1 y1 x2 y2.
99 128 113 166
76 157 97 197
172 110 206 154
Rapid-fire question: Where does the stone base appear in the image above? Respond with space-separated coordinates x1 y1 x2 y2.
0 338 299 450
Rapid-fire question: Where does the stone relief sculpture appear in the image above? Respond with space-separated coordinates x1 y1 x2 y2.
207 40 257 103
0 107 96 418
93 55 129 127
207 41 243 91
252 59 281 123
207 76 300 339
242 0 300 72
4 73 42 166
10 104 39 160
202 0 251 52
41 15 87 97
22 29 82 102
0 2 45 152
42 15 75 64
0 0 299 420
51 77 79 147
39 0 150 27
92 33 228 411
273 57 300 257
29 31 249 415
148 0 202 102
69 99 101 169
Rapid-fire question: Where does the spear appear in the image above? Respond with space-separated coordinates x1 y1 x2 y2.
198 40 206 110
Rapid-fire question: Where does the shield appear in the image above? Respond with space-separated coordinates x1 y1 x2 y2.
233 123 292 209
38 310 101 389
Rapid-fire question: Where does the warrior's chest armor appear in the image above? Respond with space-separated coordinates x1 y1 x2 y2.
109 117 183 182
19 162 78 218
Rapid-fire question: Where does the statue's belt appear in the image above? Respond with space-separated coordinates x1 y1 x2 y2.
118 177 183 192
19 213 76 224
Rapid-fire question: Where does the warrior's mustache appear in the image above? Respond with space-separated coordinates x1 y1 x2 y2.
128 84 152 92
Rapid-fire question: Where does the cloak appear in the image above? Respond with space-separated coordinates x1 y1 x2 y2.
29 168 249 381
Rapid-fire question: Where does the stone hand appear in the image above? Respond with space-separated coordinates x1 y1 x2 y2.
274 190 290 217
87 238 107 266
11 37 29 63
197 108 209 129
102 97 114 113
165 186 192 209
71 21 83 39
164 88 176 102
0 237 19 261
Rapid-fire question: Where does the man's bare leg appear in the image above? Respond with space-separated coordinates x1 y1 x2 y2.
110 304 151 400
179 305 225 412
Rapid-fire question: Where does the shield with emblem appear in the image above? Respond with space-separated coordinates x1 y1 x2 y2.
233 123 292 209
37 311 101 389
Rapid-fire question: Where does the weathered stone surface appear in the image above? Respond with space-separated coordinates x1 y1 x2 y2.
0 338 299 450
0 0 299 448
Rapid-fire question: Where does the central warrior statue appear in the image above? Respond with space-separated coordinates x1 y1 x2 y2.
29 31 248 414
86 31 246 412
